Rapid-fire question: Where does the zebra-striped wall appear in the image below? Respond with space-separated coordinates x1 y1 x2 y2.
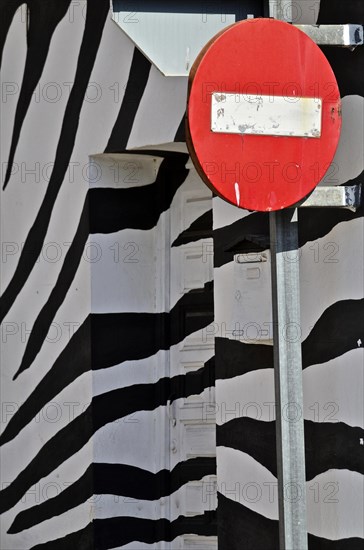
0 3 215 548
0 0 363 549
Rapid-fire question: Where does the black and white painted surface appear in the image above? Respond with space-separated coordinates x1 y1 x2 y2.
0 3 215 548
210 1 364 548
0 0 363 549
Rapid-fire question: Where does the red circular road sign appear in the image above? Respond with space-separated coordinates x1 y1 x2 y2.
187 19 342 212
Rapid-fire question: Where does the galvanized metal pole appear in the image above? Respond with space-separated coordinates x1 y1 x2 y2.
270 209 308 549
269 2 308 549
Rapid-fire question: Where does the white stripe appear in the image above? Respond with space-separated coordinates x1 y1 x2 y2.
216 347 364 427
216 370 275 425
303 348 364 428
307 470 364 539
218 447 364 539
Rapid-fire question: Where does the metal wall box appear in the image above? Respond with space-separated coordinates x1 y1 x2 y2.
295 24 363 48
299 185 362 210
232 251 273 343
111 1 264 75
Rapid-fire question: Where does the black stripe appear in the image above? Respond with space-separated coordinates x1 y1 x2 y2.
317 0 364 99
93 513 217 550
112 0 262 18
215 337 273 379
217 418 364 480
9 457 216 533
172 209 213 246
305 420 364 479
29 523 93 550
0 317 91 447
104 47 151 153
14 196 90 380
317 0 364 22
90 282 213 370
15 153 189 378
98 456 216 499
218 492 364 550
0 284 213 447
3 0 72 189
214 212 269 268
218 492 278 550
29 512 217 550
9 465 92 534
310 534 364 550
175 198 363 268
0 0 24 69
0 0 110 323
0 360 215 512
302 298 364 368
174 111 186 142
89 153 189 234
215 298 364 380
298 202 364 251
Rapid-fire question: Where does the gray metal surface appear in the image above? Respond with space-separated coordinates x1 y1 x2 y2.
269 2 308 549
295 24 363 48
299 185 362 209
269 209 308 550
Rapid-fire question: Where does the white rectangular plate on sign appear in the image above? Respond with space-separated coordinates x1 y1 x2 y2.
211 93 322 138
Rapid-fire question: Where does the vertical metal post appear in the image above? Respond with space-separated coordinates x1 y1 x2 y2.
270 209 308 549
267 0 308 543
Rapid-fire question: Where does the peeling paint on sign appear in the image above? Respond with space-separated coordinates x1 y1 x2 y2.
211 93 322 138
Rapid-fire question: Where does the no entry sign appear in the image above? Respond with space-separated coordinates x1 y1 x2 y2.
187 19 342 211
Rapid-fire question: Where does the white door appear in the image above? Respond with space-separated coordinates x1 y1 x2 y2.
166 162 217 549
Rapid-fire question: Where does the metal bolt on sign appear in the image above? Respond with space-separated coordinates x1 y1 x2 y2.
186 9 362 550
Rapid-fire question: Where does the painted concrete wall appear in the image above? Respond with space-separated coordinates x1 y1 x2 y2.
1 3 216 548
0 1 363 549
